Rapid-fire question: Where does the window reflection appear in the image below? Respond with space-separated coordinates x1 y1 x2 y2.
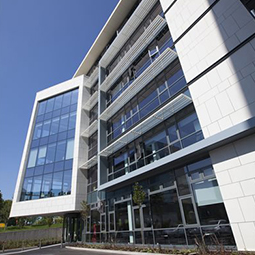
108 106 203 182
21 89 78 201
150 189 182 228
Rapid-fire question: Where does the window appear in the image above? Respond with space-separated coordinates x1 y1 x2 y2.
63 170 72 195
192 178 228 225
107 106 203 182
37 146 47 165
27 148 38 168
55 141 66 162
41 174 52 198
150 190 182 228
66 138 74 160
21 88 78 201
107 60 187 143
46 143 56 164
52 171 63 197
33 123 42 140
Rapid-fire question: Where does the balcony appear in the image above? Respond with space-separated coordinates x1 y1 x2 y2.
84 66 99 89
107 37 174 106
81 119 98 138
100 0 158 69
100 15 167 92
83 91 98 111
100 48 177 121
99 93 192 157
80 155 97 170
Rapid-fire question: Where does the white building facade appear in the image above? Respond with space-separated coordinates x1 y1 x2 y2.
10 0 255 251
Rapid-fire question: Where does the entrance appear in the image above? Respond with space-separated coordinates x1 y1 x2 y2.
64 213 82 242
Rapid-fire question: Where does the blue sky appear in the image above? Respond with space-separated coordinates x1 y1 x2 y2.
0 0 119 200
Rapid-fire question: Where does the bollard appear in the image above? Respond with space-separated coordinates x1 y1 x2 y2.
2 242 4 253
39 240 41 249
22 240 24 251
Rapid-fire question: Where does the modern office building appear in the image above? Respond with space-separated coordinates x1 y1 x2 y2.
10 0 255 251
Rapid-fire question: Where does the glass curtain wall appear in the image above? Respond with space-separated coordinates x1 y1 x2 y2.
107 60 186 143
20 89 78 201
84 158 235 246
108 105 203 181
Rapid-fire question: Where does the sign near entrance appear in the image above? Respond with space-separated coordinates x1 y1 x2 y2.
0 223 5 228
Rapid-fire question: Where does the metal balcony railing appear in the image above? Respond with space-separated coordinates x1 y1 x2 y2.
100 48 177 122
99 0 158 68
107 38 174 106
99 93 192 157
100 15 167 93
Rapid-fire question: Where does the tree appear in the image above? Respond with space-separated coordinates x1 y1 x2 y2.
17 217 26 228
133 182 146 245
0 190 3 212
46 217 54 227
80 200 90 242
0 200 12 230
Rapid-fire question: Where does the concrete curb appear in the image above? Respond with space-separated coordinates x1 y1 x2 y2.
1 244 61 254
66 246 170 255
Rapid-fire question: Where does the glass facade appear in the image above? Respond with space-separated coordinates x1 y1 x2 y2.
20 89 78 201
108 105 203 181
107 60 186 143
82 158 235 246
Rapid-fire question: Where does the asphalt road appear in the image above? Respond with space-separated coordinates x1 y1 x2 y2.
4 245 117 255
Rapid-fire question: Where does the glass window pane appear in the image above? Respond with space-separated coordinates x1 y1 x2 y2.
181 198 197 224
139 89 157 110
66 138 74 160
52 171 63 196
50 117 60 135
175 167 190 196
68 112 76 130
42 120 51 137
150 189 182 228
167 124 178 143
38 101 46 115
91 210 100 232
109 213 114 231
71 90 78 104
115 202 129 231
193 178 223 206
192 179 228 225
45 98 55 113
27 148 38 168
59 114 69 132
41 174 52 198
134 209 141 228
63 170 72 195
33 123 42 140
21 177 33 201
54 95 63 110
32 175 42 199
62 91 72 107
36 146 47 165
45 143 56 164
55 141 66 162
178 113 201 138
